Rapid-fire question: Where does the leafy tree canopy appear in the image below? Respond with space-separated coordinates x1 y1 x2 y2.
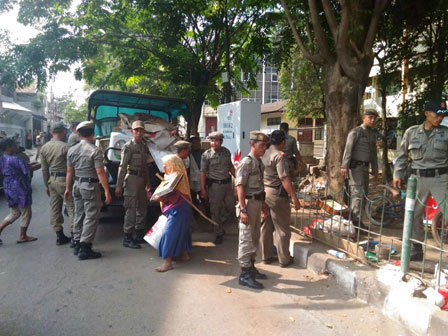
9 0 276 133
279 49 324 120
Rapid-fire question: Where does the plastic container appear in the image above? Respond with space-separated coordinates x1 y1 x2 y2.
107 131 132 161
326 249 346 259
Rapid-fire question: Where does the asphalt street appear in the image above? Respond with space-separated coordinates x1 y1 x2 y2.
0 169 412 336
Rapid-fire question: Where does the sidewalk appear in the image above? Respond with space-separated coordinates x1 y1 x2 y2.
289 231 448 335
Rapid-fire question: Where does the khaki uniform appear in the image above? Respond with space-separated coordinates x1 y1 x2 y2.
341 125 378 219
236 153 265 268
40 139 75 233
116 139 152 234
35 135 45 161
67 133 80 147
394 123 448 240
283 134 300 179
261 147 291 265
67 140 104 244
201 146 236 235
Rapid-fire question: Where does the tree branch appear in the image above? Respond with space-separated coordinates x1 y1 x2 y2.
350 39 363 59
363 0 388 53
321 0 338 41
280 0 324 65
308 0 331 60
335 0 358 79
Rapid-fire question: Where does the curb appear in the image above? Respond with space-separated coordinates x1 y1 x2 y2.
290 237 448 335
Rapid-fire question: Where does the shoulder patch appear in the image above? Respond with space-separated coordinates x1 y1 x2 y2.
242 169 249 177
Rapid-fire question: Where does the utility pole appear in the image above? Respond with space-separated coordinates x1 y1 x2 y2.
223 1 232 104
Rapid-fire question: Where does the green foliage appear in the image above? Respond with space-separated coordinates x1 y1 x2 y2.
54 94 87 123
8 0 275 133
393 0 448 130
279 48 324 120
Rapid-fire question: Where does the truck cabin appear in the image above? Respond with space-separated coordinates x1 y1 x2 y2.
87 90 191 196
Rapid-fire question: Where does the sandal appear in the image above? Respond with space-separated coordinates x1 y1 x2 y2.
16 236 38 244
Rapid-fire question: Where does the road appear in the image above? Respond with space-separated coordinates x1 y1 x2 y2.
0 169 412 336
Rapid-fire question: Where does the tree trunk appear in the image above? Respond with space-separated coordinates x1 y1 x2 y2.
187 97 205 137
324 63 365 197
380 86 392 183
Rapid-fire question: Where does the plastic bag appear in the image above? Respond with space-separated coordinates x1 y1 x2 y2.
323 215 356 238
144 214 168 249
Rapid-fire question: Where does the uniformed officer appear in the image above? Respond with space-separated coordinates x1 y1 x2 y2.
200 131 236 244
261 130 300 267
236 131 269 289
280 122 304 180
67 122 80 147
393 99 448 261
40 122 75 246
341 110 379 224
174 140 191 161
64 121 112 260
115 120 152 249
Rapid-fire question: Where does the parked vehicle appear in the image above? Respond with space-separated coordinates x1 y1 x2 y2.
87 90 191 207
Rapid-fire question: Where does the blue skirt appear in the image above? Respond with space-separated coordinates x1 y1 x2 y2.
159 202 192 259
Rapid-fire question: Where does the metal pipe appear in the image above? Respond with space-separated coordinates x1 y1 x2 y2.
401 176 417 274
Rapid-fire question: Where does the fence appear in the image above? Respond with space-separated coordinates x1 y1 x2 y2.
291 173 448 287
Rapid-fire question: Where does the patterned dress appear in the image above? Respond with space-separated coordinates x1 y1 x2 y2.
0 154 32 208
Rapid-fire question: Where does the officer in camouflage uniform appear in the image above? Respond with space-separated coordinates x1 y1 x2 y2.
40 122 75 246
280 122 304 180
261 130 300 267
341 110 379 225
116 120 152 249
393 99 448 261
200 131 236 244
65 121 112 260
236 131 269 290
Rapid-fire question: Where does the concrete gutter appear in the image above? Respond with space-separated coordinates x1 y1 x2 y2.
289 235 448 335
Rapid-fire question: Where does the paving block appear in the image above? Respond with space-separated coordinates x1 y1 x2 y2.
307 252 330 275
290 241 312 268
327 259 357 296
428 310 448 336
384 285 440 335
354 270 389 308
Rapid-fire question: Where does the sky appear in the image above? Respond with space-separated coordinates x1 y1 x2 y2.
0 5 88 104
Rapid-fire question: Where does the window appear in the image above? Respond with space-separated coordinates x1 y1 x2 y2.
267 117 281 126
271 73 278 82
314 118 324 140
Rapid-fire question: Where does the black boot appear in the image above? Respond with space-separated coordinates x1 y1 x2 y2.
238 268 263 289
123 233 141 249
73 240 80 255
410 243 424 261
134 230 146 244
78 242 102 260
70 233 76 248
250 260 267 280
56 230 71 246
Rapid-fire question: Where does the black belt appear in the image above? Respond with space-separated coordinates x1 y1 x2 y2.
75 177 99 183
245 192 266 201
411 167 448 177
128 169 145 176
50 172 66 177
351 160 369 167
207 177 231 185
